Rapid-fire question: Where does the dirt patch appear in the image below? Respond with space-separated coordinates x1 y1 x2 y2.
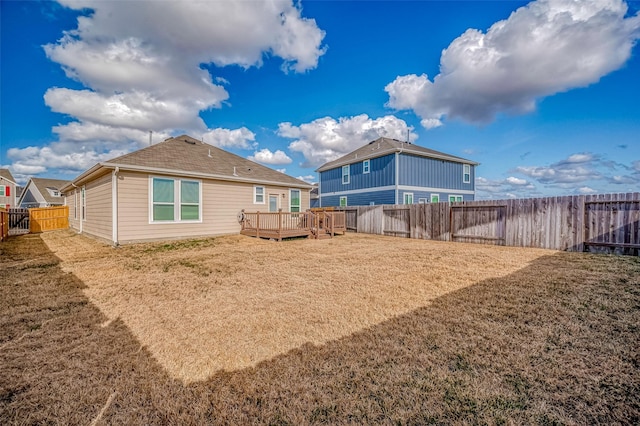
1 231 638 424
40 230 549 383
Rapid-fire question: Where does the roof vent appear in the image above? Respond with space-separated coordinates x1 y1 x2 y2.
184 138 196 145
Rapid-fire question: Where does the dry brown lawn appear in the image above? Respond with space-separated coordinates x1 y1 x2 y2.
1 230 639 425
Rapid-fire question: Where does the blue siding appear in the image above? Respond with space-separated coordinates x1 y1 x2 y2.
399 190 473 204
321 189 395 207
310 199 320 208
320 154 395 193
398 154 474 191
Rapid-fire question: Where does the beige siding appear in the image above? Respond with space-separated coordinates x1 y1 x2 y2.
116 171 310 243
0 179 17 208
82 172 113 240
65 189 81 231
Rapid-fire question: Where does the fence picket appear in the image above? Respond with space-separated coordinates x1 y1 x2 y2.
338 192 640 255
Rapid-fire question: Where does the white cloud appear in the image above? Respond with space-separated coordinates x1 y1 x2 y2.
632 160 640 172
248 149 293 165
201 127 256 149
296 175 316 184
6 143 128 184
577 186 598 194
476 176 537 199
279 114 417 167
505 176 528 186
386 0 640 128
14 0 326 179
276 168 287 174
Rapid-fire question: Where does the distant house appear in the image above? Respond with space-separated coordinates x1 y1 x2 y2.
18 177 68 208
316 137 479 207
0 169 17 209
310 184 319 208
61 135 312 245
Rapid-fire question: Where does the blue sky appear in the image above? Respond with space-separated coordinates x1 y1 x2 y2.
1 0 639 199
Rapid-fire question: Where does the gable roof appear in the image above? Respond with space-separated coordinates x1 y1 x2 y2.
0 168 16 184
64 135 311 190
316 137 479 172
21 178 69 205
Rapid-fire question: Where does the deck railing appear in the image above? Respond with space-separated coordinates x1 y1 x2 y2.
240 209 346 241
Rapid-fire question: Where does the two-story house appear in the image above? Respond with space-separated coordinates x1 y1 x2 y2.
316 137 478 207
18 178 69 208
0 169 17 209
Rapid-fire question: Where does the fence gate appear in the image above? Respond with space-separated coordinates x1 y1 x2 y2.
8 208 30 236
451 204 506 245
584 198 640 255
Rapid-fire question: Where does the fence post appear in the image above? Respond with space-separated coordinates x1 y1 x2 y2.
256 211 260 239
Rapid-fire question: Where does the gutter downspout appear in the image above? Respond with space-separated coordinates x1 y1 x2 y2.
70 183 84 234
112 167 119 246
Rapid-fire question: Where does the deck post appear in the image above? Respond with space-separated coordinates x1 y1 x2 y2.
256 211 260 239
278 209 282 242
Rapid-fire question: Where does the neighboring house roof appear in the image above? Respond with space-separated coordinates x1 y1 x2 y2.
310 184 319 199
0 168 16 184
316 137 479 172
19 178 69 206
63 135 312 191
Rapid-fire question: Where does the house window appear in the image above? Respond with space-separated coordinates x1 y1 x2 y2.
363 159 370 174
1 185 8 196
81 186 86 221
342 165 350 184
290 189 301 212
74 190 78 219
254 186 265 204
151 177 201 222
180 180 200 220
340 196 347 207
431 194 440 203
418 198 427 204
463 164 471 184
404 193 414 204
369 201 375 206
449 195 463 202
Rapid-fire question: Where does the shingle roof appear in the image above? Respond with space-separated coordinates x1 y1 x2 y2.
100 135 310 188
30 178 69 205
0 168 16 183
316 137 478 172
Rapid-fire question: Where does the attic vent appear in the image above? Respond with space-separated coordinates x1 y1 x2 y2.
184 139 196 145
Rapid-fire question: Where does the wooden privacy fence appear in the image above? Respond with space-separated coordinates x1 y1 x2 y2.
340 192 640 255
0 208 8 241
29 206 69 233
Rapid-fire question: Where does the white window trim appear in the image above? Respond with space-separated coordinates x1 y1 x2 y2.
149 176 203 224
74 190 78 220
289 188 301 212
418 198 427 204
342 165 350 185
340 196 347 207
431 193 440 203
449 194 463 203
254 185 265 204
363 159 370 174
404 192 414 204
463 164 471 184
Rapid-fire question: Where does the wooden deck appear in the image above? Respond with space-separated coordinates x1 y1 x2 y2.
239 210 346 241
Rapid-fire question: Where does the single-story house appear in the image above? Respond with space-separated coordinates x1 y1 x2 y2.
316 137 479 207
0 168 17 209
61 135 312 245
18 177 69 208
